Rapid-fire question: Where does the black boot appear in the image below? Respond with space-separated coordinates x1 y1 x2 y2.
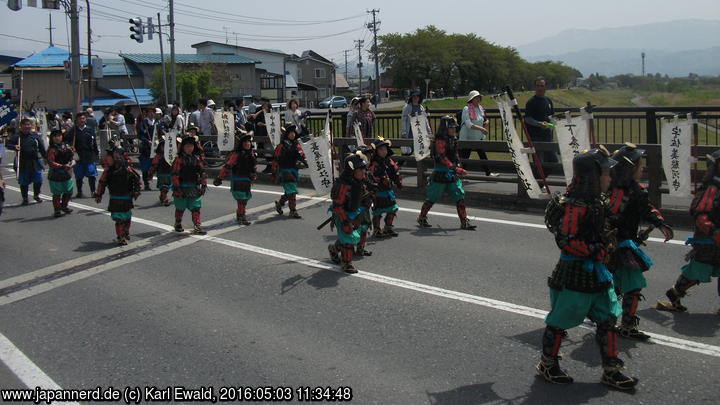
601 359 639 390
33 183 42 203
20 185 29 205
597 320 638 390
75 179 84 198
537 326 573 384
88 176 96 195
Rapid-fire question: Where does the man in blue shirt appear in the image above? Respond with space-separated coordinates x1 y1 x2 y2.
8 118 47 204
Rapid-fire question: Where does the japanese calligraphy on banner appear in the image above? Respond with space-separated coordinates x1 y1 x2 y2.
164 129 178 165
215 111 234 152
37 109 49 151
300 133 333 196
661 115 693 197
411 113 432 161
493 93 544 199
352 122 365 146
265 109 282 148
552 111 591 185
0 98 17 127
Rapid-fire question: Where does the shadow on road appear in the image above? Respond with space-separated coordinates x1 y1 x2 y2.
74 240 120 251
280 269 347 295
639 308 720 338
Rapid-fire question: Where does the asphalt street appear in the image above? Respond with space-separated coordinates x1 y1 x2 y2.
0 162 719 405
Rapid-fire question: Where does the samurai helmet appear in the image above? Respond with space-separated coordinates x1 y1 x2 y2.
611 142 646 187
180 135 197 150
702 149 720 184
343 151 368 173
371 137 393 156
569 146 617 199
437 115 459 137
282 124 298 140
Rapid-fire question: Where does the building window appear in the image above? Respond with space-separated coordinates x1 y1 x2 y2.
260 73 283 89
314 68 325 79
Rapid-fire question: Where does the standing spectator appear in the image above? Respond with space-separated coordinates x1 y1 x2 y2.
247 96 259 115
234 98 247 131
353 96 376 140
123 106 135 132
197 99 215 135
167 105 185 132
61 112 74 135
187 103 199 128
285 98 310 137
109 108 128 136
251 97 273 173
138 108 163 190
459 91 498 177
7 118 46 204
47 111 61 132
85 108 98 136
400 91 428 156
524 76 557 164
65 113 98 198
344 97 360 138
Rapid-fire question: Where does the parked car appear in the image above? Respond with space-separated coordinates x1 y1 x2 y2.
318 96 348 108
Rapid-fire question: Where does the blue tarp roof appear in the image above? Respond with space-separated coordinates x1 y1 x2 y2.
13 46 88 68
81 88 154 107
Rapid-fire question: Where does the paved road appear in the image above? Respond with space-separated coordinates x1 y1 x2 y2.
0 163 719 405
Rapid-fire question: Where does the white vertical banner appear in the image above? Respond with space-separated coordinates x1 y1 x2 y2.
265 109 282 148
323 110 332 142
411 112 432 161
99 126 111 154
164 129 178 165
493 93 544 199
552 111 591 185
352 122 364 146
300 133 333 196
151 124 159 150
216 111 235 152
37 109 49 151
661 115 692 197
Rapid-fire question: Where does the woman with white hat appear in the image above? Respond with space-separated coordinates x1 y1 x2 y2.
459 90 497 177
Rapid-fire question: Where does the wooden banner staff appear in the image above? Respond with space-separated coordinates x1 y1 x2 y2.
586 101 597 147
503 86 551 195
691 111 699 194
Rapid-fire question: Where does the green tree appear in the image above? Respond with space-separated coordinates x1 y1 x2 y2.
148 65 222 106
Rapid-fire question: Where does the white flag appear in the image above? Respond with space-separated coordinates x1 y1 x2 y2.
552 111 591 185
323 110 332 142
300 133 334 196
493 93 544 199
265 109 282 148
151 124 159 150
661 115 693 197
37 109 49 151
352 122 364 146
216 111 235 152
164 129 178 165
410 113 432 161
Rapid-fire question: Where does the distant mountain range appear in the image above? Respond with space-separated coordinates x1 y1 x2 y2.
517 20 720 77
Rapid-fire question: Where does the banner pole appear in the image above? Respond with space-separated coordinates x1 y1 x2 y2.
586 101 597 147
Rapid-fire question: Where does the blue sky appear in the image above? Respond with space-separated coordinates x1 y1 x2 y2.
1 0 718 67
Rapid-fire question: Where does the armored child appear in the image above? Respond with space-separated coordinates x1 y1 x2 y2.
171 136 208 235
46 129 75 217
272 124 308 219
368 138 403 238
214 132 257 225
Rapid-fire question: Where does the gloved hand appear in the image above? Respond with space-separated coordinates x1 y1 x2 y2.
213 179 222 187
455 167 467 176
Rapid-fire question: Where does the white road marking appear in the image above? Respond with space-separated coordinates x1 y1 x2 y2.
0 198 322 306
0 332 79 404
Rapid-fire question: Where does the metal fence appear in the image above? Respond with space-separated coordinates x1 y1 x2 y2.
304 106 720 146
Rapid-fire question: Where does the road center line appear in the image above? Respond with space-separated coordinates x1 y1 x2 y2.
0 332 79 405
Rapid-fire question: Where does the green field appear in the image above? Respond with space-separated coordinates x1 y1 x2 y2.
415 89 637 110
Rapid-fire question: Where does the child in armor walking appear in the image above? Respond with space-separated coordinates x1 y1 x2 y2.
94 147 141 245
214 133 257 225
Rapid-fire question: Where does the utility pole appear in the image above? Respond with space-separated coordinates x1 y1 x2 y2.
169 0 176 103
354 39 364 95
367 9 380 99
86 0 93 109
69 0 81 114
343 49 349 81
46 13 55 46
157 13 169 107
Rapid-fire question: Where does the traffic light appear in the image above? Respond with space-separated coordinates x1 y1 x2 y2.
129 17 143 43
7 0 22 11
41 0 59 9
